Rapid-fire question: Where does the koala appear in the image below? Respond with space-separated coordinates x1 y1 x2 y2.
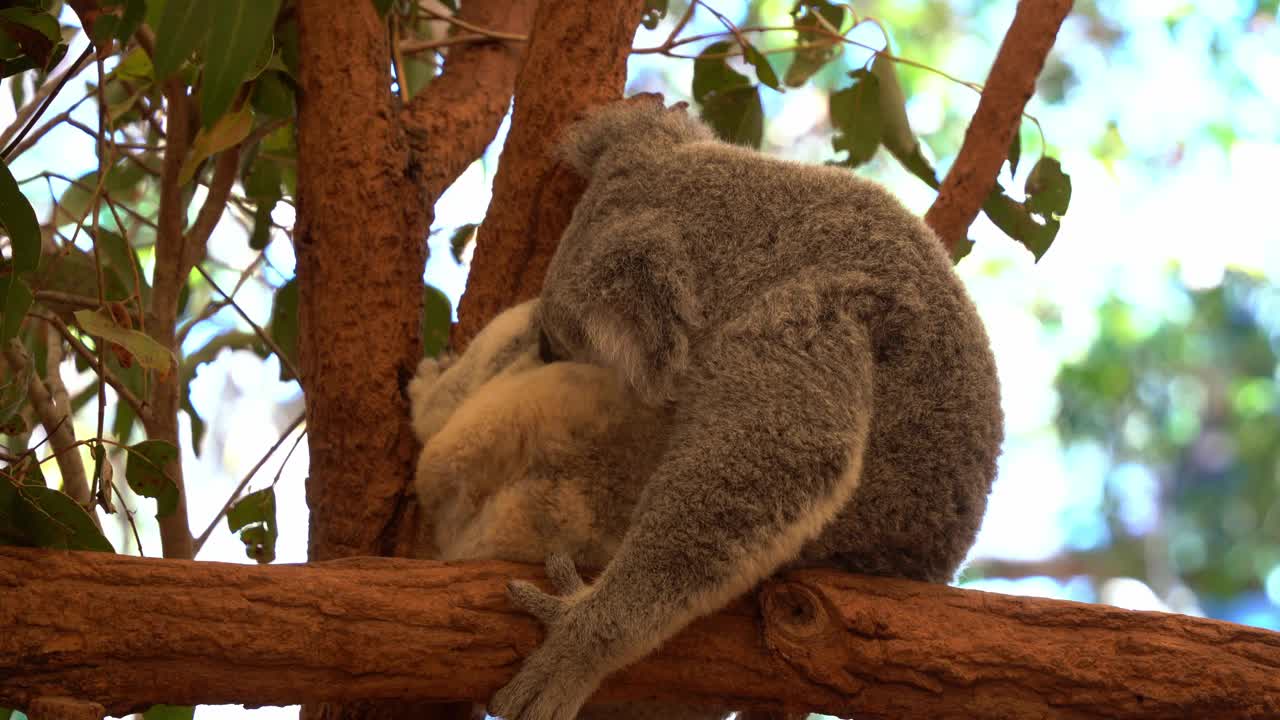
411 99 1003 720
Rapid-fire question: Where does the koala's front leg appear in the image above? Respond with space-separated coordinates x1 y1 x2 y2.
489 311 876 720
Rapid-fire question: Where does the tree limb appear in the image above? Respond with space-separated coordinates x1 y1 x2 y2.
923 0 1072 251
1 548 1276 720
1 342 90 509
452 0 646 350
400 0 537 202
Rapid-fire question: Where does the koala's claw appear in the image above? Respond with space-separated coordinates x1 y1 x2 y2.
490 554 600 720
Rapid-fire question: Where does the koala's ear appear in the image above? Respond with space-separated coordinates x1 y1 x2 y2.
556 97 714 178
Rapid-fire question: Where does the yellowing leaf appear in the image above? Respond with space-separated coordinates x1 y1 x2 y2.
179 105 252 185
73 309 175 372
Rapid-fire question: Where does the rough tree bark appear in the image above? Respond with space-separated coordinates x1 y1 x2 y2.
451 0 647 350
2 548 1277 720
924 0 1074 251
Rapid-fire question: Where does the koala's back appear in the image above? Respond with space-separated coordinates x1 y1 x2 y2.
576 140 1004 582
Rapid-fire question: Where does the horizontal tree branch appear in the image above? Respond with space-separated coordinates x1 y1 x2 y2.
1 547 1277 719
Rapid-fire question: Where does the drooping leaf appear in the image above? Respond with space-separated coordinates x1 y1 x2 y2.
982 189 1059 262
152 0 212 80
179 104 252 185
0 7 61 69
201 0 282 126
700 84 764 148
1025 156 1072 218
742 42 780 91
950 238 975 264
423 284 451 358
227 487 276 563
448 223 476 263
250 70 294 118
829 69 882 167
0 161 40 274
1007 129 1022 177
267 278 298 381
785 0 845 87
870 54 912 158
0 274 32 343
73 309 175 372
124 439 180 518
0 478 115 552
692 41 750 103
91 228 150 304
640 0 667 30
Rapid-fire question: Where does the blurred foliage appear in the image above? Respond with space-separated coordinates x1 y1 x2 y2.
1056 271 1280 600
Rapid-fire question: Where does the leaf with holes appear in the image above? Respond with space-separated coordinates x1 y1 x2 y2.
640 0 667 30
124 440 180 518
1025 156 1071 218
829 69 882 167
228 487 276 563
785 0 845 87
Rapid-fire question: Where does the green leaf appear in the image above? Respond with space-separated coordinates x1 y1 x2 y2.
92 228 150 304
227 487 276 563
114 0 148 42
34 247 132 302
180 104 252 184
0 274 32 343
372 0 394 17
829 69 882 167
0 478 114 552
785 0 845 87
1025 156 1071 218
870 54 913 157
700 84 763 148
73 309 175 372
152 0 212 80
399 54 435 100
640 0 667 30
124 439 180 518
54 159 148 228
742 42 780 91
250 70 294 118
249 203 273 250
950 237 975 264
142 706 193 720
449 223 476 263
113 46 153 82
0 161 40 274
423 284 451 358
982 190 1058 262
201 0 282 126
0 7 60 68
692 41 750 103
267 278 298 381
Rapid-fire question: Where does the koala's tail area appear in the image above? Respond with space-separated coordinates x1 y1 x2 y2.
583 306 875 676
556 99 716 178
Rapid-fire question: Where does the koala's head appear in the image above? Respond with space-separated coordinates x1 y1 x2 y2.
556 96 715 180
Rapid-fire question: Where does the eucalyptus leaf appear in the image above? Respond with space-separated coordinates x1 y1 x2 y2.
180 104 252 185
640 0 668 30
73 309 175 372
142 706 194 720
0 160 39 274
228 487 276 563
1025 156 1072 218
829 69 882 167
0 274 32 343
267 278 298 381
449 223 476 263
692 41 750 103
785 0 845 87
423 284 451 358
0 479 114 552
700 84 763 148
201 0 282 126
124 439 180 518
152 0 212 80
742 42 780 91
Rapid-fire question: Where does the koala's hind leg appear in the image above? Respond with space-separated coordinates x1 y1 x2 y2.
488 293 875 720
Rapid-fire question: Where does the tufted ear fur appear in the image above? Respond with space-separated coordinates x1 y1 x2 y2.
556 97 715 179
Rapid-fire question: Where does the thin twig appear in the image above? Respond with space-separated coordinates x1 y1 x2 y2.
36 312 150 420
417 5 527 42
192 413 305 555
0 46 95 155
192 265 301 381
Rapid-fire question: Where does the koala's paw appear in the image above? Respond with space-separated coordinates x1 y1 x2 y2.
488 555 602 720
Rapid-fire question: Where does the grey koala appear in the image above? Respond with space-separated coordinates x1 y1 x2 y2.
410 99 1003 720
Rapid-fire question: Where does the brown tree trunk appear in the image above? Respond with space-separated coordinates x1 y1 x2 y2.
452 0 647 350
3 548 1278 720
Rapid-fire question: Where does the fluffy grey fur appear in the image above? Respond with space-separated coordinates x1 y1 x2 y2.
410 99 1003 720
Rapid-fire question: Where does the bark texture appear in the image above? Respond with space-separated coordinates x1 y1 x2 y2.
451 0 646 350
3 548 1277 720
924 0 1073 251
